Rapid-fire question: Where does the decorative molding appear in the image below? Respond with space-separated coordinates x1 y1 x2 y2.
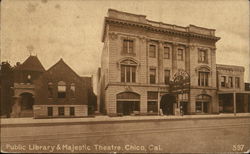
109 32 118 40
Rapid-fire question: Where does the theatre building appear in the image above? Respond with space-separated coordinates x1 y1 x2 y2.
33 59 88 118
97 9 249 116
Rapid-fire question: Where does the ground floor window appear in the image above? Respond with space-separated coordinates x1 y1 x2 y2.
70 107 75 116
58 107 65 116
116 92 140 115
117 101 140 115
147 101 158 113
47 107 53 116
147 91 158 113
195 101 208 113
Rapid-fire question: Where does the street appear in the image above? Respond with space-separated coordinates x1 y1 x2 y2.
1 115 250 153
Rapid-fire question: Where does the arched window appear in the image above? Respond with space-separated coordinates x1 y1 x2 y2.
195 94 211 113
116 92 140 115
57 81 66 98
48 82 53 98
120 59 137 83
70 83 75 98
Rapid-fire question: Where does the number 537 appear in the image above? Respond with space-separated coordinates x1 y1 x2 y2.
232 145 244 151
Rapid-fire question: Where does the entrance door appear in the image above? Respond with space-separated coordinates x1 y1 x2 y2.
160 94 175 115
20 92 34 117
180 101 188 115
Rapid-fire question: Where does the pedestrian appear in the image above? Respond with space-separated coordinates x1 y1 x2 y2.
180 105 183 116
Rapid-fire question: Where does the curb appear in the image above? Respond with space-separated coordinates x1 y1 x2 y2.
1 115 250 128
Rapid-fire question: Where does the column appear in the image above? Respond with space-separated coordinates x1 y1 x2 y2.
172 43 178 76
158 41 164 84
185 45 190 75
11 96 21 118
233 92 236 116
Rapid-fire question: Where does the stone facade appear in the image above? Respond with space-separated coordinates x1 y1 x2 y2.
97 9 249 116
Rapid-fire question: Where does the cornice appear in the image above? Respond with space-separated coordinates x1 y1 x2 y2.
104 17 220 42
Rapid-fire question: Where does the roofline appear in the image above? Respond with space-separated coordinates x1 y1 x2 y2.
46 59 82 79
102 17 220 43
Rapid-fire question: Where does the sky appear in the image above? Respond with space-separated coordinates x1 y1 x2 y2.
1 0 250 92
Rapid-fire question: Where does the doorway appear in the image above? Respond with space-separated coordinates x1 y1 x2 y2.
180 101 188 115
20 92 34 117
160 94 175 115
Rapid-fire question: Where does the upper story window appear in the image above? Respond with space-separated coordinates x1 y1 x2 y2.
149 45 156 58
235 77 240 88
198 49 208 63
149 68 156 84
177 49 184 61
48 82 53 98
27 74 32 83
198 67 209 87
164 47 170 59
120 60 137 83
123 39 134 54
164 70 170 84
58 81 66 98
70 83 75 98
221 76 226 87
198 72 209 87
228 77 233 88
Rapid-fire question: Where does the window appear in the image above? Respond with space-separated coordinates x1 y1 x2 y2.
123 39 134 54
198 72 209 86
70 83 75 98
47 107 53 116
164 70 170 84
196 101 208 113
196 102 202 112
177 49 184 60
221 76 226 87
147 92 158 100
149 45 156 58
235 77 240 88
198 49 207 63
58 107 65 116
58 81 66 98
70 107 75 116
228 77 233 88
27 74 31 83
147 92 158 113
196 95 210 113
121 65 136 83
149 68 156 84
48 82 53 98
120 60 137 83
164 47 170 59
148 101 158 113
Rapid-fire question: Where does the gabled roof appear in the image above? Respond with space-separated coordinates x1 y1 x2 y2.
46 58 81 79
15 55 45 72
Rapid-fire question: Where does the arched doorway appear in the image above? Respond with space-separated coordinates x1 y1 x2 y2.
160 94 176 115
116 92 140 115
20 92 34 117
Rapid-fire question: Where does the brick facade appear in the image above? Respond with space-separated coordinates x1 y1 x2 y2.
34 59 88 118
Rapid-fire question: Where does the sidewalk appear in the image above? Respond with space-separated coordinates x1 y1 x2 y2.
1 113 250 127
